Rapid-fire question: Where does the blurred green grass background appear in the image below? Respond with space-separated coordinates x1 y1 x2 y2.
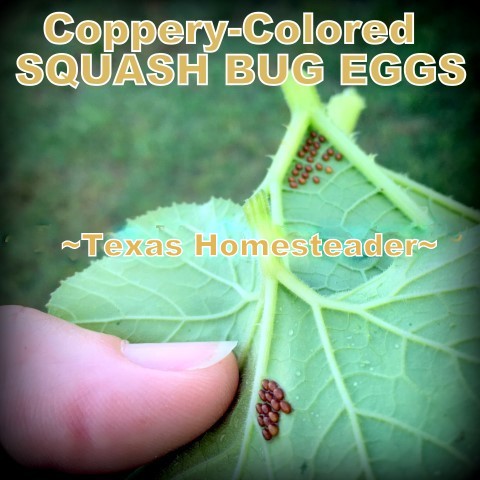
0 0 478 311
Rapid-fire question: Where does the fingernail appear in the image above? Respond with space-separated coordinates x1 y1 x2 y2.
121 341 237 371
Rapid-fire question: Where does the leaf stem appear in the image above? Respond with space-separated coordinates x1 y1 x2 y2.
233 278 278 480
274 260 362 314
255 112 310 226
313 308 374 480
381 167 480 223
310 109 431 228
259 77 433 229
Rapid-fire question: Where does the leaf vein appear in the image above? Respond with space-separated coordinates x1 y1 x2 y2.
356 409 472 466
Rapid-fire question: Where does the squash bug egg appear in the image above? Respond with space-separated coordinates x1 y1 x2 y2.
263 416 273 426
273 388 284 400
280 401 292 414
271 399 281 411
262 429 272 441
262 404 271 414
268 411 279 423
267 381 278 391
267 424 279 437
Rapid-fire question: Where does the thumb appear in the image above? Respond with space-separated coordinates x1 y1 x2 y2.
0 306 239 473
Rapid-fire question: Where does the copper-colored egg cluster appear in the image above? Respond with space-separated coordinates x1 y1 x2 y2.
256 378 292 441
288 130 343 189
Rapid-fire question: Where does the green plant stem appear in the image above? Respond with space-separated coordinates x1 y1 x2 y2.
255 78 434 229
310 109 431 228
255 112 310 227
382 167 480 223
232 277 277 479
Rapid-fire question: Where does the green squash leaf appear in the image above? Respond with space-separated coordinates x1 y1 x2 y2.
48 199 261 363
48 80 480 479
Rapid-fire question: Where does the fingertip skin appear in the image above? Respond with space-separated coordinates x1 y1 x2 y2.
0 306 239 473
